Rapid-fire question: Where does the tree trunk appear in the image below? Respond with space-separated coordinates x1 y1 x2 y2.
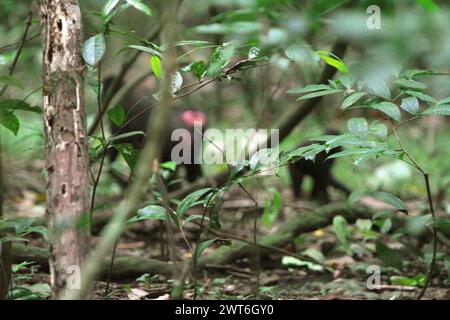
40 0 90 298
0 135 12 299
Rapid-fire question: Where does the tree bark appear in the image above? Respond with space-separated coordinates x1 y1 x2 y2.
40 0 90 298
0 134 11 300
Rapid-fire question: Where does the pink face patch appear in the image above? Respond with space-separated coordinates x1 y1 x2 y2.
180 111 206 128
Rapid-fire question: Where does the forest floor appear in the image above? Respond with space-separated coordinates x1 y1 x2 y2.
5 170 450 300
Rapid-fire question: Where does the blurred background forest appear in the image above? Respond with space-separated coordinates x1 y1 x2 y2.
0 0 449 300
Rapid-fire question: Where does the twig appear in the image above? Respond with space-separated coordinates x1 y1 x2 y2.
417 173 438 299
103 241 118 299
154 162 181 269
237 183 260 298
392 126 437 300
0 11 33 98
0 34 39 51
89 63 108 221
192 192 216 300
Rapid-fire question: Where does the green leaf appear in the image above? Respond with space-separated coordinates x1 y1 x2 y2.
281 256 323 272
262 188 282 227
297 89 343 100
287 84 331 94
368 121 388 140
171 71 183 94
207 45 235 77
347 191 363 208
404 90 437 103
356 219 372 231
301 248 325 264
422 104 450 116
128 205 167 223
160 161 177 172
376 240 403 270
193 23 228 35
437 97 450 105
342 92 366 109
326 148 374 160
182 214 209 227
333 215 349 246
416 0 439 12
368 81 391 100
0 99 41 113
316 50 349 74
126 45 161 57
125 0 152 16
0 54 6 65
400 69 436 79
107 105 125 126
107 131 144 144
176 40 210 46
190 61 207 80
0 110 19 135
370 102 401 121
196 239 217 259
248 47 260 60
150 55 162 80
287 143 325 161
394 79 426 90
102 0 120 17
347 117 368 134
177 188 213 219
380 218 392 234
339 74 356 89
371 191 408 214
82 34 106 66
113 143 139 169
400 97 419 115
390 274 426 287
0 75 23 88
249 148 278 172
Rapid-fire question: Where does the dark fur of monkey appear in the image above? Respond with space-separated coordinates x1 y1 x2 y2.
103 77 207 185
288 129 351 202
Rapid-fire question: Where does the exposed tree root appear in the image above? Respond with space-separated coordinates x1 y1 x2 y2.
196 202 371 268
11 243 173 280
11 202 370 279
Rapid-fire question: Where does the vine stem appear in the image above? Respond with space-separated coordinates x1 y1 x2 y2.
417 173 438 299
192 195 214 300
392 125 437 300
103 240 118 299
89 63 107 221
238 183 260 299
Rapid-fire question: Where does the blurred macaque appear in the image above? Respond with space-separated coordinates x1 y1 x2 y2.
104 77 207 185
288 129 350 202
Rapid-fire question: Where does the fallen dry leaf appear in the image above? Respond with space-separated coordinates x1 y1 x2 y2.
153 293 170 300
128 288 149 300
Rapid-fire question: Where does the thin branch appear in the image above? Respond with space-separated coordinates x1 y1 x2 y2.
392 126 438 300
155 162 180 270
0 34 39 51
103 241 118 299
0 11 33 98
192 193 215 300
237 182 260 298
